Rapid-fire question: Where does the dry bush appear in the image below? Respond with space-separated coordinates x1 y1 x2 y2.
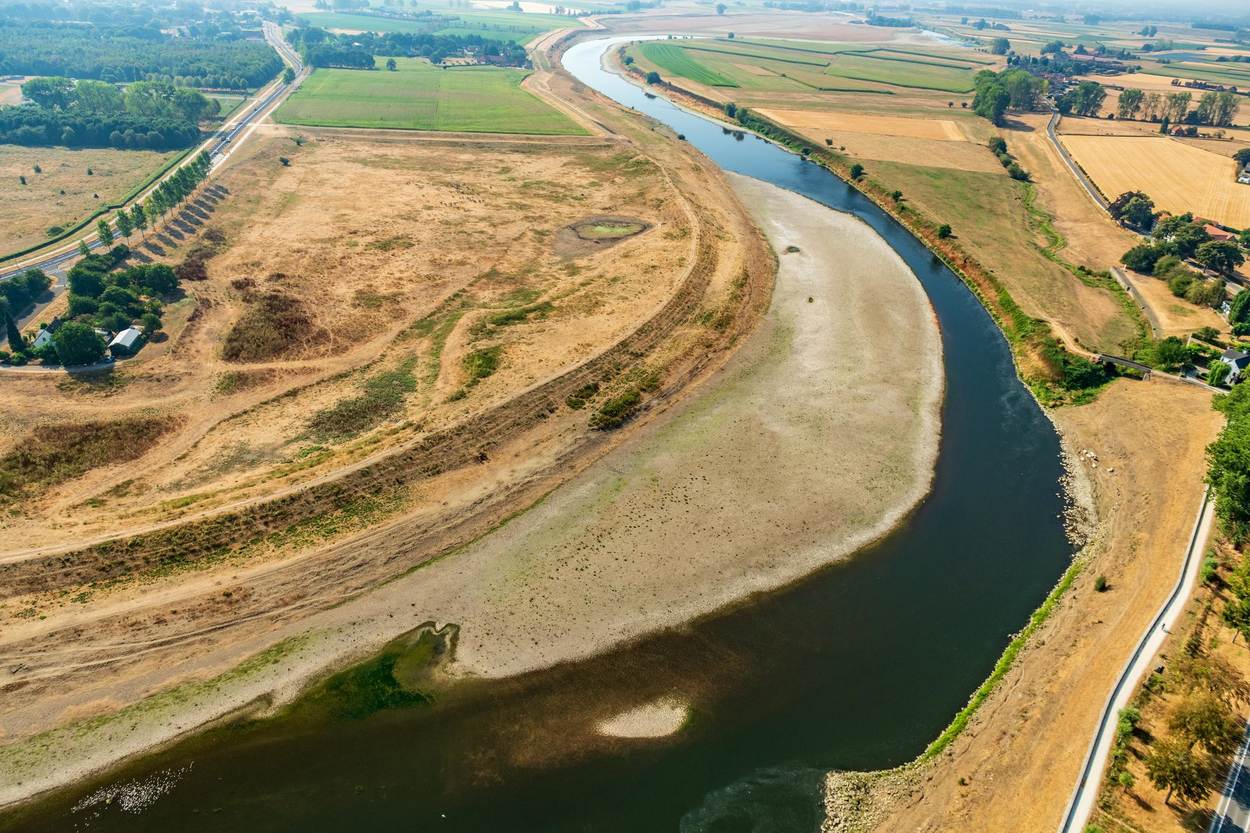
0 417 176 504
221 291 327 363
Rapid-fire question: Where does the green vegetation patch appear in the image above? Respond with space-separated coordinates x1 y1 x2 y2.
462 345 502 385
275 57 584 135
0 417 175 504
590 387 642 430
639 43 739 87
308 359 418 441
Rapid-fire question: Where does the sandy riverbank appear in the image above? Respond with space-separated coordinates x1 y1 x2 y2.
0 176 944 807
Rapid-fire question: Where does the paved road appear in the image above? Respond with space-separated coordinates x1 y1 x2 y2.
1045 110 1108 210
1211 727 1250 833
1057 489 1215 833
0 22 304 288
1110 266 1164 339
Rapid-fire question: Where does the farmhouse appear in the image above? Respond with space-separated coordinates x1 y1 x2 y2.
1204 224 1236 242
108 326 143 357
30 319 60 349
1219 348 1250 382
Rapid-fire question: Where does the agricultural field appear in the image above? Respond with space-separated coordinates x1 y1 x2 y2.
274 57 584 134
1060 134 1250 228
754 107 1001 171
297 8 573 42
629 38 989 96
867 159 1143 353
0 144 178 257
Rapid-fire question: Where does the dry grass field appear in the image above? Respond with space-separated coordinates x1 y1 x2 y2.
757 106 1001 171
0 129 698 551
0 145 177 256
1061 134 1250 228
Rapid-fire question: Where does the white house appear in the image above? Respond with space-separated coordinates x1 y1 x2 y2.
108 327 143 357
1219 348 1250 382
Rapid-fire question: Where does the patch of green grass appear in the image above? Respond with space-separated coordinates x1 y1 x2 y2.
639 43 739 87
487 300 553 327
824 52 976 93
275 57 584 134
462 346 502 385
308 358 418 441
565 381 599 410
589 387 642 429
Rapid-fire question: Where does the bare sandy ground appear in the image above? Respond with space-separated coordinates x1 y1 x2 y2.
596 697 690 738
0 176 944 805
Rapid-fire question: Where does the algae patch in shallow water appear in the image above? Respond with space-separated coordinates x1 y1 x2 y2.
285 623 455 722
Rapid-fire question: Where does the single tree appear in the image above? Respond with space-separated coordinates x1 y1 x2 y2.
990 37 1010 54
1170 693 1242 756
849 163 864 180
283 66 296 83
53 321 106 366
1209 361 1232 387
645 70 661 84
96 218 114 248
386 58 397 71
1144 736 1210 806
937 224 953 239
715 2 726 12
130 203 148 240
1196 240 1245 275
115 210 133 241
77 239 90 257
1 300 23 353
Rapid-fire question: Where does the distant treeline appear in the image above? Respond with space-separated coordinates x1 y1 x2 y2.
290 26 527 67
0 20 282 89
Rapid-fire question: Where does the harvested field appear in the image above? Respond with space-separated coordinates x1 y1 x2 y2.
1060 134 1250 228
755 109 966 141
0 145 177 256
275 57 584 134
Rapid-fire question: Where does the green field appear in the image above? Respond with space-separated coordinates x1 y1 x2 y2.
630 39 980 94
298 8 570 42
639 43 738 87
209 93 246 119
274 57 584 134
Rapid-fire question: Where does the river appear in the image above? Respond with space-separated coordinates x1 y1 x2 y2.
0 36 1073 833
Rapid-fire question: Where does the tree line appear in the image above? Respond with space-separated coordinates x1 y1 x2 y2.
970 68 1046 125
289 26 528 68
0 20 282 89
1113 88 1240 128
2 77 218 150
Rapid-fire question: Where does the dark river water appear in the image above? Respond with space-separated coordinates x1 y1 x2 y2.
2 37 1074 833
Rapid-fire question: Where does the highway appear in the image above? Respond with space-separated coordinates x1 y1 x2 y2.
1057 488 1215 833
0 21 304 298
1210 725 1250 833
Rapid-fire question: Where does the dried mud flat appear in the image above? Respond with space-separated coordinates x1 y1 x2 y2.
0 176 943 806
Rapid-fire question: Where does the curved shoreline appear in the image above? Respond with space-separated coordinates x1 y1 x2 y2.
0 173 944 813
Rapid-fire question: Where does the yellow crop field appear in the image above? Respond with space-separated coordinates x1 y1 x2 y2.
1061 135 1250 228
756 109 968 141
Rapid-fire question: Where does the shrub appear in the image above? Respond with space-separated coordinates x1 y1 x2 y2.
590 387 642 430
645 70 661 84
937 224 953 239
988 136 1007 154
849 163 865 180
462 346 502 385
1095 574 1109 592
